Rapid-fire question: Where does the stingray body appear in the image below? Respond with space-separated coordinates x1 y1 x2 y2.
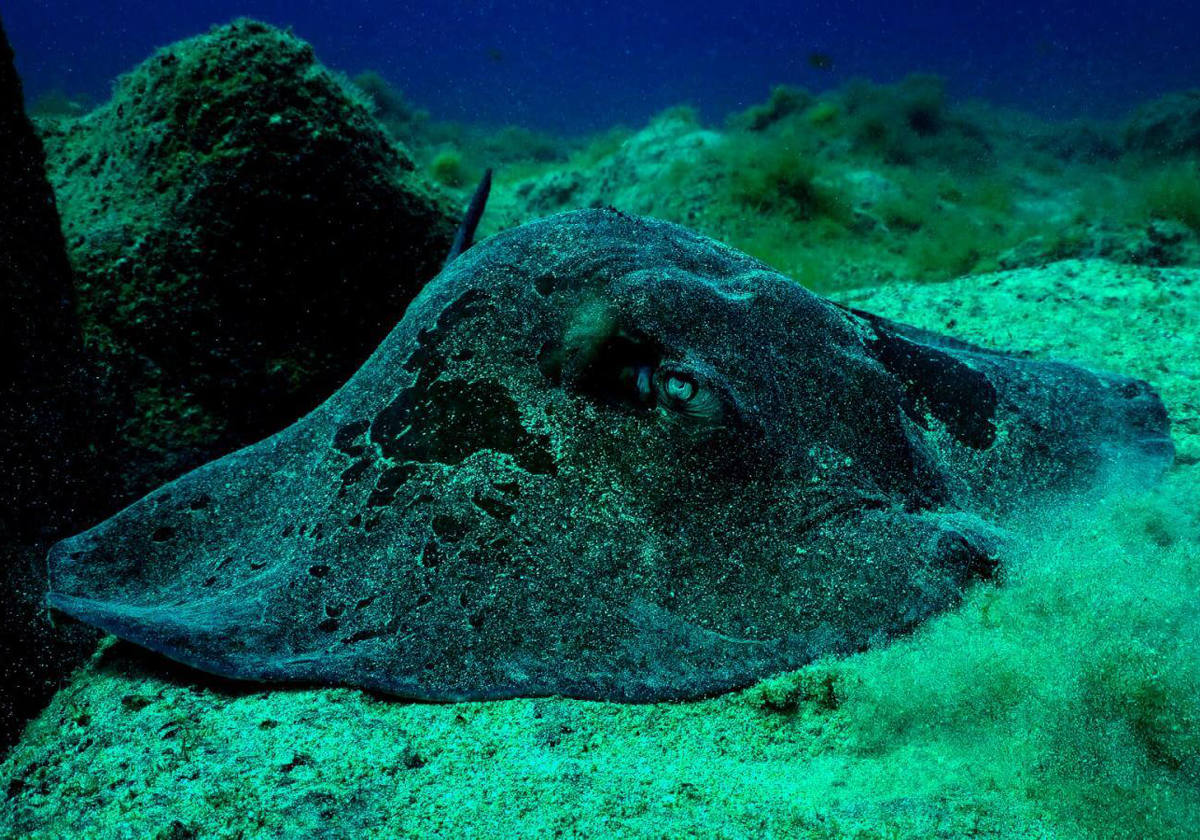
47 210 1173 701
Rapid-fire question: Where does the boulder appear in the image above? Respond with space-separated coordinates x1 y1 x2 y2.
39 19 458 496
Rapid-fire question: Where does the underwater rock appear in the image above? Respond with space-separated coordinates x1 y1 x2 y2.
840 74 994 169
0 12 119 753
1124 90 1200 158
491 80 1019 290
1031 119 1120 163
495 108 721 229
999 219 1200 271
0 14 85 541
45 210 1174 702
727 84 814 132
37 19 458 495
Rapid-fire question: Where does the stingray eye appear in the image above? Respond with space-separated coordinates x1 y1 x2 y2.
655 369 723 422
664 375 696 403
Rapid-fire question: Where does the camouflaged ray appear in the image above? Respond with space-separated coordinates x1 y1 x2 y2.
47 210 1173 701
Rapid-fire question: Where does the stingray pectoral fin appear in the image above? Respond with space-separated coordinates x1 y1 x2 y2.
615 599 806 701
46 583 392 692
783 504 1006 652
46 589 269 681
578 507 1006 702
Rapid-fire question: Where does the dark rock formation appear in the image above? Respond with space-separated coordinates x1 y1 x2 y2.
39 19 458 497
1033 120 1120 164
841 74 994 169
0 17 83 539
0 13 105 754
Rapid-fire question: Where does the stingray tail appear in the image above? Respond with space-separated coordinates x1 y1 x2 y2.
444 167 493 266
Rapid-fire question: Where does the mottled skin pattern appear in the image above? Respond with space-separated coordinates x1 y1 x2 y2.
47 210 1173 701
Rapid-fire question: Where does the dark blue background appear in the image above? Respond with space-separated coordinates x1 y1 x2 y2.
5 0 1199 132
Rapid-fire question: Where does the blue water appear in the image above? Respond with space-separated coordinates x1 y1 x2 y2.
7 0 1200 132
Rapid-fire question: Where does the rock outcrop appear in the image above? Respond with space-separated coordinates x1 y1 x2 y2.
0 12 107 754
39 19 459 496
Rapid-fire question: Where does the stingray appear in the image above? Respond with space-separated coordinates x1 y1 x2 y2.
46 209 1173 701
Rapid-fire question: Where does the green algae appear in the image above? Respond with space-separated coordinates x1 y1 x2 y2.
826 475 1200 839
1140 160 1200 233
726 84 814 132
473 77 1199 292
718 133 849 223
429 147 471 187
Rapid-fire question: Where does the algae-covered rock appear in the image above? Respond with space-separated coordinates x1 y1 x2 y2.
840 74 993 169
39 19 458 493
727 84 814 132
1033 119 1121 163
489 81 1039 289
494 108 722 228
999 219 1200 270
1124 90 1200 158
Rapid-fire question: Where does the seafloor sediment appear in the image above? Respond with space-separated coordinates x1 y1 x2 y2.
2 259 1196 839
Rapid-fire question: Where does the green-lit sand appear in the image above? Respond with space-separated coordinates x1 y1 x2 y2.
3 259 1196 839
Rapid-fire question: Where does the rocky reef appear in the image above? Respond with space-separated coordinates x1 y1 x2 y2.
1125 90 1200 159
454 77 1200 290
